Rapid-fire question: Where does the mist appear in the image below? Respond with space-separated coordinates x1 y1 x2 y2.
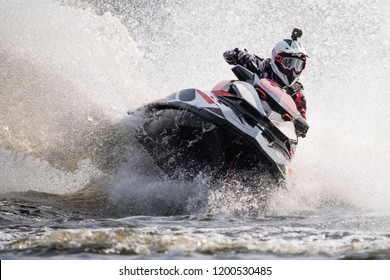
1 0 389 215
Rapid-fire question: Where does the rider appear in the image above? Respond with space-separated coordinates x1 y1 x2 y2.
223 28 308 121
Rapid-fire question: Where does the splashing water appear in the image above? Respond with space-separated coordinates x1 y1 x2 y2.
0 0 390 227
2 0 390 260
1 0 147 194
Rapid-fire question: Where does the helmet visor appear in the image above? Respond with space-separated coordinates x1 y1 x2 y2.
280 57 306 73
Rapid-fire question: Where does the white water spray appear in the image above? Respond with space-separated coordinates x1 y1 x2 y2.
1 0 389 215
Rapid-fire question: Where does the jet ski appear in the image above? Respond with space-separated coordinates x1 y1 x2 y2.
130 65 309 182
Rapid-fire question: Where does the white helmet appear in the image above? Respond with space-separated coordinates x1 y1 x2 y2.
270 29 308 87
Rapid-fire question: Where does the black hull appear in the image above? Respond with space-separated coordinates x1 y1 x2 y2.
136 107 280 180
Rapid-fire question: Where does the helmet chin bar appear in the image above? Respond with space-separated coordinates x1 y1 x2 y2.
270 60 299 87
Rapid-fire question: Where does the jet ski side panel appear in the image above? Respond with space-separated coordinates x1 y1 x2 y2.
136 88 288 179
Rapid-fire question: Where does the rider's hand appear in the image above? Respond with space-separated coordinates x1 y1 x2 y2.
297 130 306 138
224 49 240 64
237 50 251 65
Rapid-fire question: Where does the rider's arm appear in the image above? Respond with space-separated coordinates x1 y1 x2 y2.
223 48 267 74
293 91 307 120
287 82 307 121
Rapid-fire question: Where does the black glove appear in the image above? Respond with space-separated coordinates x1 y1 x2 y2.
236 49 251 65
223 49 239 64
